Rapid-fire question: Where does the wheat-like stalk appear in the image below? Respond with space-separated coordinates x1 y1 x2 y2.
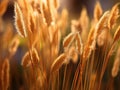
108 3 120 29
0 0 9 16
63 32 76 49
1 59 10 90
112 47 120 77
1 0 120 90
94 1 103 21
51 53 66 73
14 2 27 38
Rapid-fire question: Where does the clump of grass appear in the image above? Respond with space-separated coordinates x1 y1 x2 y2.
12 0 119 90
1 0 120 90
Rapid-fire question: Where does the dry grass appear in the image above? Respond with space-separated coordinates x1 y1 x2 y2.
0 0 120 90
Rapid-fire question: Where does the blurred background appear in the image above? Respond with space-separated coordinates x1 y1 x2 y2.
2 0 120 21
59 0 119 18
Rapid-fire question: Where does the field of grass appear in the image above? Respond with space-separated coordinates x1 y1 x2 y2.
0 0 120 90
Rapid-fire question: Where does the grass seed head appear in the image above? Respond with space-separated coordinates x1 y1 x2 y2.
112 58 120 77
1 59 10 90
51 53 66 73
97 28 108 46
96 11 110 34
14 2 27 38
63 33 76 49
0 0 9 16
21 51 32 67
75 33 83 55
8 36 20 56
94 1 103 21
108 3 120 29
113 25 120 44
112 47 120 77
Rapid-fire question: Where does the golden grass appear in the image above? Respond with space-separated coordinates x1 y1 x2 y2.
112 47 120 77
51 53 66 73
14 2 27 38
1 0 120 90
94 1 103 21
